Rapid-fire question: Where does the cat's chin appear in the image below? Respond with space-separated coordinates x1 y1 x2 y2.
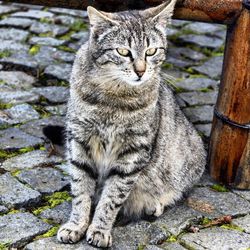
124 78 148 87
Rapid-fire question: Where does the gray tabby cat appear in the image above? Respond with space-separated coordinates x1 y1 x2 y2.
57 0 206 247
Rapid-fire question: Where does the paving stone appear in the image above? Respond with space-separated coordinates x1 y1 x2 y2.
0 205 8 214
25 236 97 250
174 78 218 92
166 27 179 36
166 56 194 68
31 46 57 68
0 173 41 208
17 167 70 194
233 190 250 201
0 51 39 71
71 31 89 41
0 17 33 28
20 116 64 138
0 127 43 150
113 221 170 246
175 95 187 108
180 227 250 250
29 36 67 46
49 7 88 18
68 40 82 51
183 105 214 123
1 149 63 171
1 103 40 125
53 15 77 26
0 28 29 42
171 20 190 27
0 71 36 90
193 56 223 79
40 201 71 224
44 63 72 81
214 29 227 39
0 212 51 248
188 187 250 216
177 91 218 106
233 214 250 233
171 47 206 61
195 123 212 137
12 10 54 19
12 3 44 10
0 39 28 52
154 203 220 236
144 246 163 250
0 5 19 15
0 90 39 105
160 242 187 250
179 34 224 49
32 86 69 104
198 171 217 186
30 22 69 37
52 50 75 63
184 22 225 34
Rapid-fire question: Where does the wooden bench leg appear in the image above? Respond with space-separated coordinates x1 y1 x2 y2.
209 6 250 189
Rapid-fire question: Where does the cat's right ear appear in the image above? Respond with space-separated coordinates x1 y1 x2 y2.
87 6 119 30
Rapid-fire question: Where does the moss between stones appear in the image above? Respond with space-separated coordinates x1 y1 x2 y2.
39 17 53 24
70 20 88 32
137 244 145 250
0 146 37 160
38 31 53 37
210 184 229 192
35 225 60 240
0 50 11 59
33 105 51 118
57 45 76 53
29 45 41 56
0 242 11 250
58 31 74 41
11 169 21 177
7 209 20 215
0 103 13 110
201 217 211 225
166 235 177 243
32 205 50 216
220 224 244 232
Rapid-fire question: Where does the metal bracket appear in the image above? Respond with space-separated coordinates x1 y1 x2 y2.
214 108 250 130
243 0 250 10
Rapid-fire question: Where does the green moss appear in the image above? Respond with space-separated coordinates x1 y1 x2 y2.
35 225 60 240
162 63 173 70
32 205 50 216
55 80 69 87
18 147 35 154
220 224 244 232
40 146 46 151
58 31 74 41
189 74 207 79
8 209 20 215
211 184 229 192
0 103 13 109
0 242 11 250
45 191 72 208
0 79 6 84
39 31 53 37
70 20 88 32
199 88 213 93
137 244 145 250
0 50 11 59
33 105 51 118
166 235 177 242
29 45 41 56
57 45 76 53
0 150 19 160
11 169 21 177
40 17 53 24
201 217 211 225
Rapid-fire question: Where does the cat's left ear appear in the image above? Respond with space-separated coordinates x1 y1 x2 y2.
141 0 177 27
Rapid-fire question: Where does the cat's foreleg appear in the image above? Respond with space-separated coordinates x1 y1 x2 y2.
86 174 138 247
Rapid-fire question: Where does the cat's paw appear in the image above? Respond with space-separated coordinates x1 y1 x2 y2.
57 222 85 244
145 202 164 217
86 225 112 248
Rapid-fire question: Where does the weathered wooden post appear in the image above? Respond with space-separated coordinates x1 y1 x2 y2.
3 0 250 189
209 2 250 189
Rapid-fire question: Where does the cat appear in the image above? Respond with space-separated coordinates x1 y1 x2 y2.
55 0 206 247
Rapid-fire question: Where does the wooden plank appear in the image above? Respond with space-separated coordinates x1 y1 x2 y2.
209 8 250 189
4 0 243 24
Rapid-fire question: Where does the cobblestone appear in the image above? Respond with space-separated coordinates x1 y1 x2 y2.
0 28 29 42
0 17 33 28
0 90 39 104
29 36 67 47
12 9 54 19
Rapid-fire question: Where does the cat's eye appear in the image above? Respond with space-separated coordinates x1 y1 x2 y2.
146 48 157 56
116 48 130 57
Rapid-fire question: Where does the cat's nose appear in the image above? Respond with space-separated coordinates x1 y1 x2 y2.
135 70 145 77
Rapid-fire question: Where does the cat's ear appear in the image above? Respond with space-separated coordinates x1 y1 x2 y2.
141 0 177 27
87 6 119 29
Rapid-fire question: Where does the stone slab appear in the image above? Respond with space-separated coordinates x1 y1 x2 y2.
0 28 29 42
195 123 212 137
233 214 250 233
1 149 63 171
0 127 43 150
0 91 39 105
0 17 33 28
174 78 218 92
0 39 29 52
0 205 8 214
29 37 67 46
188 187 250 216
0 173 41 209
160 242 187 250
40 201 71 224
0 71 36 90
44 63 72 81
32 86 69 104
12 10 54 19
0 5 19 15
233 190 250 202
0 212 51 248
20 116 64 138
193 56 223 79
17 167 70 194
185 23 225 34
180 227 250 250
177 91 218 106
183 105 214 123
49 8 87 18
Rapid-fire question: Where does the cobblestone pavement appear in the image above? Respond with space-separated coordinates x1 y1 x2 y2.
0 2 249 250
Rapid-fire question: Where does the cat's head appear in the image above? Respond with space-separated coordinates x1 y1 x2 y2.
86 0 177 86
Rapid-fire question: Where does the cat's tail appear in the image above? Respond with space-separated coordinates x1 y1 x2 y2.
43 125 65 146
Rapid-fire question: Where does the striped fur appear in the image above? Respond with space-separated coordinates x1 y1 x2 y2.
57 0 206 247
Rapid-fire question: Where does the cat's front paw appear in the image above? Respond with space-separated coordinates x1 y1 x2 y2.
145 202 164 217
57 222 85 244
86 225 112 248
